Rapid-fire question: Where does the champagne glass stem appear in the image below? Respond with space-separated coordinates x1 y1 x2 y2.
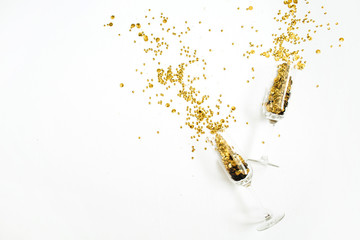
262 121 276 162
248 122 279 167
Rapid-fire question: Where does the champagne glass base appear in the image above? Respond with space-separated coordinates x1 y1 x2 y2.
256 212 285 231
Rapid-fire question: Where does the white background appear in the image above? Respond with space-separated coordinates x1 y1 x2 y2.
1 0 360 239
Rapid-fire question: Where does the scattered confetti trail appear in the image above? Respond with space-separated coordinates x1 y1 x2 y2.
104 0 343 155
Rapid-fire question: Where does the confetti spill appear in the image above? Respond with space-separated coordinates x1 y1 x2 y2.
106 1 343 156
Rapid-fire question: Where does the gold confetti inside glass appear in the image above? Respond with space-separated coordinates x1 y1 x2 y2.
248 62 295 167
213 133 285 231
263 62 293 123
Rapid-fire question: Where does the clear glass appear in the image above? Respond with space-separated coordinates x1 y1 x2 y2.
249 62 295 167
212 133 285 231
263 62 295 124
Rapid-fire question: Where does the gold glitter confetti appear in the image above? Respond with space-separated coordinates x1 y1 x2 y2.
106 9 330 151
240 1 343 70
215 134 249 181
265 63 292 115
120 83 124 88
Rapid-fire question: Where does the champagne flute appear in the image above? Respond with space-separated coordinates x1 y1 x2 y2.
248 62 294 167
213 133 285 231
